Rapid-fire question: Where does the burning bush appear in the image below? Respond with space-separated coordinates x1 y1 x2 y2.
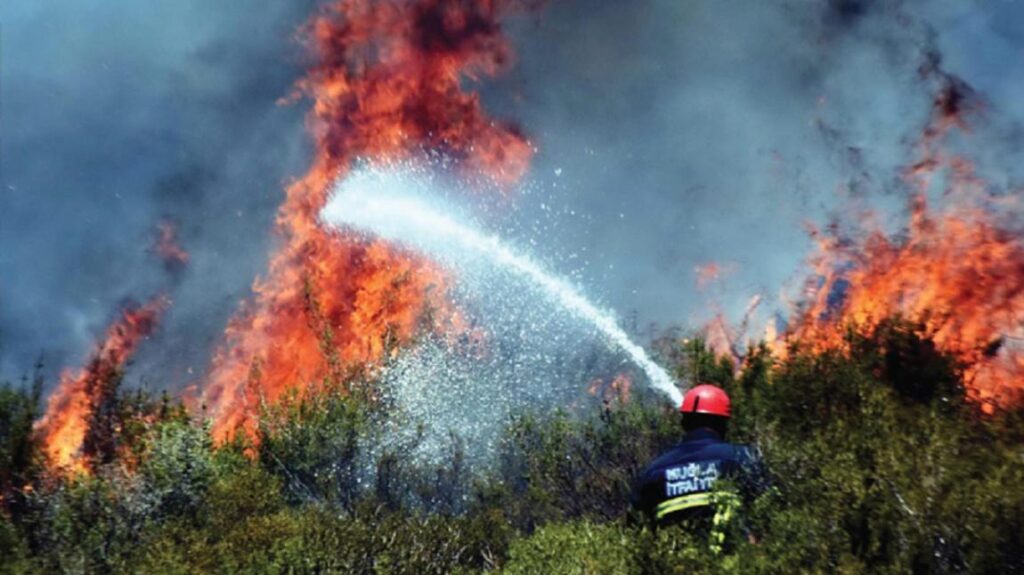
34 297 168 472
202 0 535 443
4 321 1023 573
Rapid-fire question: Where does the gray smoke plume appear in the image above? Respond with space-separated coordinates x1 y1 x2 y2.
1 0 1022 396
0 1 317 382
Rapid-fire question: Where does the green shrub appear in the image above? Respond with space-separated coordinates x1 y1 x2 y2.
503 521 641 575
732 321 1024 573
139 420 215 519
5 318 1023 573
21 473 150 573
0 377 42 514
257 381 373 509
492 401 679 529
0 514 31 575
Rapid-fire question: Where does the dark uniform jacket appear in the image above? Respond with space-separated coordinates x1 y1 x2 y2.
632 428 763 526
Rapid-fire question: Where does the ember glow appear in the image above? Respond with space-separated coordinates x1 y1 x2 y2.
34 297 168 470
201 0 534 441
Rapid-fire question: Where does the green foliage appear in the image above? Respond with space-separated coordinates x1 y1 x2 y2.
0 514 31 575
21 472 151 573
255 377 475 515
729 320 1024 573
139 420 215 519
132 505 515 575
500 520 751 575
503 521 641 574
4 319 1023 573
0 376 43 509
492 401 679 529
256 381 373 509
11 393 204 573
84 375 189 472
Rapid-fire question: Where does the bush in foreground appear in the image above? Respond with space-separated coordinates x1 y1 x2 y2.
0 320 1022 573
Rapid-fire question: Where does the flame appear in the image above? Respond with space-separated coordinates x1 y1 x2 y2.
783 81 1024 410
153 220 189 271
35 297 168 471
587 373 632 405
701 292 764 361
202 0 535 441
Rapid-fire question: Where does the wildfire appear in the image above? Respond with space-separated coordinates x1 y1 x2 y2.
703 294 765 361
34 297 168 471
202 0 534 441
782 79 1024 411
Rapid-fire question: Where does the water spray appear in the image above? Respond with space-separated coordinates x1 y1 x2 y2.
320 166 683 407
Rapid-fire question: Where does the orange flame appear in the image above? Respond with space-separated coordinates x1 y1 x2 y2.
587 373 632 405
202 0 535 441
783 81 1024 411
35 297 168 471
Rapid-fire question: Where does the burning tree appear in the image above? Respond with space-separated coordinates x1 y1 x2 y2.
202 0 536 441
34 297 167 471
784 77 1024 413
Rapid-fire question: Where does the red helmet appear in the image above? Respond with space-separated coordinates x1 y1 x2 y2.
680 384 731 418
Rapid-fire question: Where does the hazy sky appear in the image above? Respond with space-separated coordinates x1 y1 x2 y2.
1 0 1021 389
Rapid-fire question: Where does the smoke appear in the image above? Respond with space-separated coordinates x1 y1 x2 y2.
480 0 1024 334
0 1 316 382
2 0 1023 403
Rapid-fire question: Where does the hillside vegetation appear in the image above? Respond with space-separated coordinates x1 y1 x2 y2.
1 319 1022 574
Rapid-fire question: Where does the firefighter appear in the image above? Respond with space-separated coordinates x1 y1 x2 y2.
631 384 764 549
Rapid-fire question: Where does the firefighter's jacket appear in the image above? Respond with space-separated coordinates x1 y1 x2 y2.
632 428 764 528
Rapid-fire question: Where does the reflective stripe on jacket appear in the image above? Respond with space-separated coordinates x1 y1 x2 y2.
632 428 762 526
